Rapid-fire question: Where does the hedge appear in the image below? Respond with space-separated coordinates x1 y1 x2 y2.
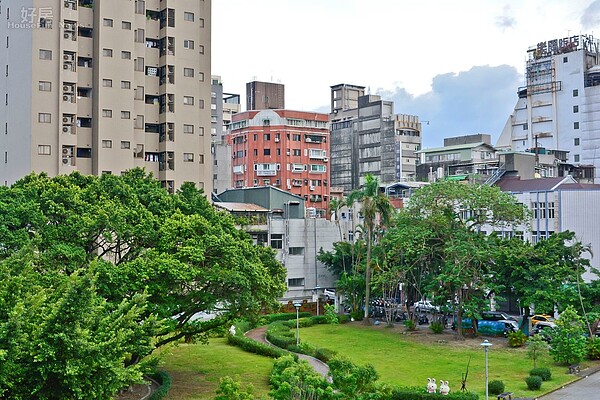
227 334 296 360
266 321 297 349
265 312 312 323
147 371 172 400
390 386 479 400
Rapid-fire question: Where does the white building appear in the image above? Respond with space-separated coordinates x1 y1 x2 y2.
496 34 600 183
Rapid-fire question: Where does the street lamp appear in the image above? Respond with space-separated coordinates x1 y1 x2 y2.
481 339 493 400
293 301 302 346
313 285 321 316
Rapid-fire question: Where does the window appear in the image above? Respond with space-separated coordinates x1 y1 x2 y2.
198 99 204 109
270 234 283 249
574 122 580 129
288 278 304 287
563 56 568 63
38 145 51 155
264 133 270 141
38 113 51 123
121 51 131 59
121 141 130 149
199 72 204 81
39 81 51 91
183 96 194 105
183 67 194 77
264 149 271 155
121 81 131 89
574 154 580 162
198 44 205 54
39 49 52 60
134 57 144 72
102 140 113 148
292 134 301 141
102 79 113 87
253 149 258 156
199 154 204 164
199 127 204 136
523 123 528 130
574 138 580 146
183 39 194 49
292 149 301 156
103 18 113 27
103 48 113 57
102 109 113 118
289 247 304 255
134 29 144 43
121 111 131 119
199 18 205 28
122 21 131 30
573 89 579 97
183 124 194 134
183 153 194 162
184 11 194 21
573 105 579 113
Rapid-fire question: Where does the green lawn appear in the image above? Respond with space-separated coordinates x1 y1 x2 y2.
158 338 273 399
298 322 585 398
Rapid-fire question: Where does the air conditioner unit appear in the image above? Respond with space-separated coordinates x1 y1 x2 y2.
63 64 70 70
62 156 70 164
63 95 71 101
62 148 70 155
274 138 280 142
63 117 70 123
306 138 312 142
323 157 328 162
64 33 71 39
63 54 72 61
287 184 292 190
63 126 71 133
310 186 315 191
63 85 71 92
65 23 74 30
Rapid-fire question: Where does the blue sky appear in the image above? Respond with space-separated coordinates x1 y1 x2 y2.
213 0 600 147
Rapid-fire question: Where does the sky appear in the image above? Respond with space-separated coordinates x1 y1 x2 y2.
212 0 600 147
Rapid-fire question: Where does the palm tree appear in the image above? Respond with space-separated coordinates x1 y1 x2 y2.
347 174 395 322
329 197 347 274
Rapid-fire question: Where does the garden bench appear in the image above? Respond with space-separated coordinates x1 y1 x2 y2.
496 393 513 400
568 364 580 374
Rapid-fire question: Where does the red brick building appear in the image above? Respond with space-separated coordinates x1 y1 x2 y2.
228 109 330 217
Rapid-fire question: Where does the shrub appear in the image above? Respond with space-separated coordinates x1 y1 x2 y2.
265 312 311 323
233 320 253 335
311 315 328 325
324 304 339 325
338 315 351 324
350 310 363 321
549 306 586 365
525 375 542 390
227 334 294 359
147 371 172 400
314 347 338 363
404 319 416 331
587 336 600 360
487 380 505 395
530 367 552 381
214 376 255 400
429 321 444 334
265 322 297 350
507 330 527 347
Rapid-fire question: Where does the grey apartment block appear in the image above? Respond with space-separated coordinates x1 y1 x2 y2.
329 84 422 194
1 0 212 193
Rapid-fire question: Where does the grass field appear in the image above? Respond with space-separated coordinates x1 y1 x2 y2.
298 322 585 398
158 338 273 399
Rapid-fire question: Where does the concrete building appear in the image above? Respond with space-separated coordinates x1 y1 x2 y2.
416 134 499 182
329 84 422 194
211 75 240 194
228 109 330 218
0 0 212 193
496 34 600 183
246 80 285 111
214 186 337 303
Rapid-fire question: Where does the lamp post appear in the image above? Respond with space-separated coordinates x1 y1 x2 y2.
294 301 302 346
313 285 321 316
481 339 492 400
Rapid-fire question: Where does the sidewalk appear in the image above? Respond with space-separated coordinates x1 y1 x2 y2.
245 326 330 379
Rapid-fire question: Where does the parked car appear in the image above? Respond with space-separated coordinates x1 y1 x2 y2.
499 319 520 336
531 320 557 341
480 311 517 322
531 314 554 325
413 300 440 313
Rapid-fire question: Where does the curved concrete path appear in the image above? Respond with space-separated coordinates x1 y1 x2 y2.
539 367 600 400
245 326 330 379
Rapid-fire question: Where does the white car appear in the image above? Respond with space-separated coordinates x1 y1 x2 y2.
413 300 440 313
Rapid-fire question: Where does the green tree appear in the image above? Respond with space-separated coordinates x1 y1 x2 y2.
328 356 379 399
328 197 347 274
347 175 395 321
215 376 255 400
527 335 550 369
549 305 587 365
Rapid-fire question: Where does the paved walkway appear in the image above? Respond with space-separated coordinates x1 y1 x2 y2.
245 326 330 379
539 365 600 400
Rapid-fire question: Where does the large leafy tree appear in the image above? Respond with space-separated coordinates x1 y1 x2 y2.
384 180 528 336
0 170 286 396
346 174 395 321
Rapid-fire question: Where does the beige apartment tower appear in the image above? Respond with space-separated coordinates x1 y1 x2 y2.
0 0 212 193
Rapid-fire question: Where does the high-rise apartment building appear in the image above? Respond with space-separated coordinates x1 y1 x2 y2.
329 84 422 194
0 0 212 193
228 109 330 217
496 34 600 183
246 80 285 110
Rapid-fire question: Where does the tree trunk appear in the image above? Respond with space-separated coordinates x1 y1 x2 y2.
363 227 372 323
